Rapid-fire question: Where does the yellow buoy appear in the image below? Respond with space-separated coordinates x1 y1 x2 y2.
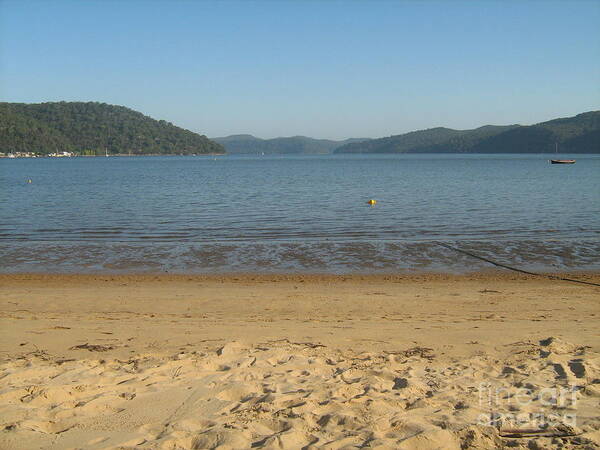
367 199 377 205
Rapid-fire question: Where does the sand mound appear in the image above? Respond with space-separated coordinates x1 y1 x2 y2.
1 338 599 449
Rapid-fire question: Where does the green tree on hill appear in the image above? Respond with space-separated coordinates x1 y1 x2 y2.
0 102 225 155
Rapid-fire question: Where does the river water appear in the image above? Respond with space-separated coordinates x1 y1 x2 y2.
1 153 598 273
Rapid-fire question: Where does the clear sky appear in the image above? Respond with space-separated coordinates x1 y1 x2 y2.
1 0 599 140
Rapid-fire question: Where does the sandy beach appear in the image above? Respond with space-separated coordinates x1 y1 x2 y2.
1 272 599 449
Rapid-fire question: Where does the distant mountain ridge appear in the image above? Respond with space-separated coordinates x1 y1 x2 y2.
213 134 370 154
0 102 224 155
334 111 600 154
2 102 597 156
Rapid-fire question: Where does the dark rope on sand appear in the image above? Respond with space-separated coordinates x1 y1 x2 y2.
435 242 600 287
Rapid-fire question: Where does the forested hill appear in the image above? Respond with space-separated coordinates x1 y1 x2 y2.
334 111 600 154
0 102 224 155
213 134 370 154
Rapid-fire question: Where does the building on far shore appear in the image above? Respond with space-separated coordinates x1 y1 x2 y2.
0 152 37 158
48 151 75 157
0 151 76 158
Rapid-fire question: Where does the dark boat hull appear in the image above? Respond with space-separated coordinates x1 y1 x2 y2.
550 159 576 164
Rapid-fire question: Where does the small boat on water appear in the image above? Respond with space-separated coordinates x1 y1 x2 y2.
549 143 575 164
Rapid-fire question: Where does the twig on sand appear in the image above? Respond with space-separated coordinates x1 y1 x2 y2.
499 425 579 438
266 338 326 349
70 343 114 352
384 347 435 360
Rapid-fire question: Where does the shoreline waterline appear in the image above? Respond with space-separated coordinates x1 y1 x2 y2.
2 238 599 274
3 270 600 283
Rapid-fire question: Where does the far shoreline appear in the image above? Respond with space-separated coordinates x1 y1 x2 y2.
2 152 599 159
2 270 600 284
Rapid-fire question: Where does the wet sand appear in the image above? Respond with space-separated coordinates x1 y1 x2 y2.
1 272 599 449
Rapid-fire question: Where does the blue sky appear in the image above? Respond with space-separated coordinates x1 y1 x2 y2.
1 1 599 140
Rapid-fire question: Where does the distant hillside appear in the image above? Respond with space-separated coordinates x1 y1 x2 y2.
334 111 600 154
472 111 600 153
213 134 370 154
334 127 464 154
0 102 224 155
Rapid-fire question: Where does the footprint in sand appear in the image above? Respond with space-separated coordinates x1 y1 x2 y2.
567 359 586 378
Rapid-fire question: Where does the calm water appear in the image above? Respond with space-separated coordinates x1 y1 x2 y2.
1 154 599 273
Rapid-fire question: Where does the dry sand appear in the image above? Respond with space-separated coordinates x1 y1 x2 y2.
0 272 599 449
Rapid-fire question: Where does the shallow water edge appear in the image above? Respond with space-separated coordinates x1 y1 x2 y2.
2 238 599 275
